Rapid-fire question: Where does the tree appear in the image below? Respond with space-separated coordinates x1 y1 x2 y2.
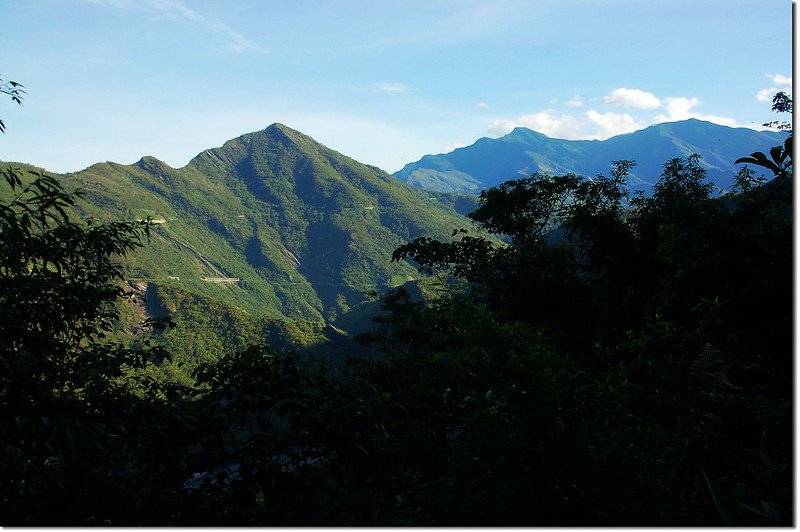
392 163 644 352
761 91 792 130
382 139 792 524
0 166 185 524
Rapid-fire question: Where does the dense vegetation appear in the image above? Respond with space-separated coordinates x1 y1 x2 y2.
1 124 478 379
0 95 792 525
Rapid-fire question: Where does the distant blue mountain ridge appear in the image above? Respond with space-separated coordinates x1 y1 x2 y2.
393 119 789 194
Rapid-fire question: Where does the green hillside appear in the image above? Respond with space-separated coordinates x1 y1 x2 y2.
1 124 477 372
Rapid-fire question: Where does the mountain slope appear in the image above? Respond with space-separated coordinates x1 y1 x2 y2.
394 119 788 193
5 124 474 327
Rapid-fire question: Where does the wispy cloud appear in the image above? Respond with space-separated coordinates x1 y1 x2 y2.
375 82 411 95
85 0 269 54
565 96 583 107
476 102 491 109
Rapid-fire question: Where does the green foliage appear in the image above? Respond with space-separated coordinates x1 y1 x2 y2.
739 92 793 176
735 136 792 177
0 166 183 524
377 140 792 524
0 166 156 399
0 123 479 374
761 91 792 130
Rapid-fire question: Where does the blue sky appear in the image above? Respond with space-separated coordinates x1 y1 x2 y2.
1 0 792 174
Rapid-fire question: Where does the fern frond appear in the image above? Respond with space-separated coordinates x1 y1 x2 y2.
689 343 740 400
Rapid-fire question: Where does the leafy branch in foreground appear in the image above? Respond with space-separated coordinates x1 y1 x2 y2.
0 75 25 133
737 91 793 177
0 166 180 525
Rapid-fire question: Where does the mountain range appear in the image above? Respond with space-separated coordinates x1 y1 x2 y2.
2 119 788 375
394 119 788 194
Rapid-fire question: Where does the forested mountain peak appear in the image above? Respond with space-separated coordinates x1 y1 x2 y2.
3 122 472 330
135 155 175 174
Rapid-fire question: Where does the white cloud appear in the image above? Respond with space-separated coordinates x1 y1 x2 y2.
653 96 740 128
496 87 748 140
375 82 411 95
585 110 646 137
768 74 792 85
487 119 518 136
661 96 701 118
565 96 583 107
687 113 741 128
602 88 661 109
488 111 584 139
443 142 467 153
757 86 792 102
85 0 269 53
756 88 779 102
488 91 744 141
756 74 792 103
476 102 491 108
